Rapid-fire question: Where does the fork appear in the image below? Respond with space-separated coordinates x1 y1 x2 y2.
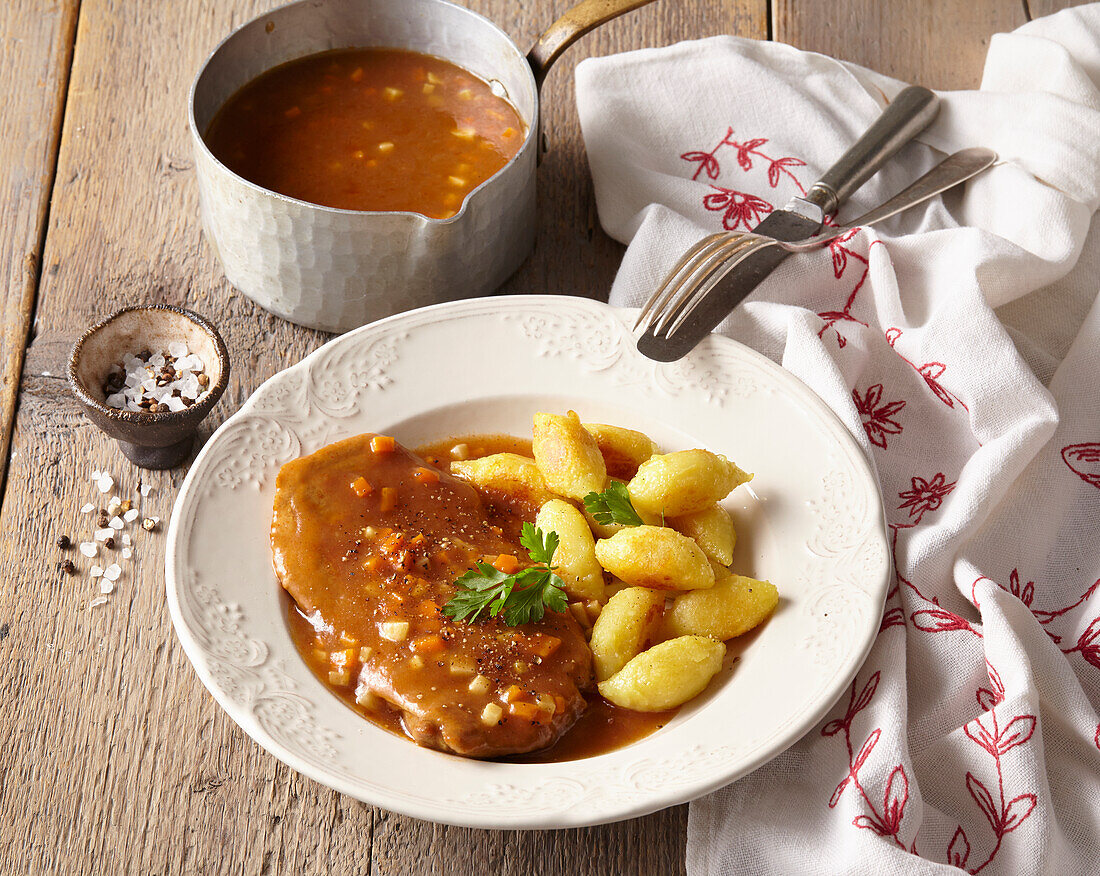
635 147 998 339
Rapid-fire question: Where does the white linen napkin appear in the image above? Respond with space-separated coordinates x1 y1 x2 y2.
576 6 1100 874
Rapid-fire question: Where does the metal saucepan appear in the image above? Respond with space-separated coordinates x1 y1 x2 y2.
189 0 656 333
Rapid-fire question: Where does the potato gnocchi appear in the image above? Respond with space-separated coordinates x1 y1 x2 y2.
628 449 753 517
535 499 605 602
594 525 714 592
590 587 665 681
668 504 736 566
582 422 658 479
532 411 607 500
597 636 726 712
447 411 776 718
663 567 779 642
451 452 560 507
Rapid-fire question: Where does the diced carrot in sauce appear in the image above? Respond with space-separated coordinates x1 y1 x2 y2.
492 554 520 575
371 435 396 454
380 486 397 513
411 634 446 655
409 533 427 548
419 617 442 635
380 531 405 553
503 684 527 703
509 701 543 722
331 647 358 668
553 695 566 715
527 634 562 658
417 600 441 616
413 467 439 485
350 476 372 497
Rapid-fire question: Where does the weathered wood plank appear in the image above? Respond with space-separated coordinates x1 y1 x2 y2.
0 0 78 503
772 0 1028 89
0 1 759 875
1026 0 1091 21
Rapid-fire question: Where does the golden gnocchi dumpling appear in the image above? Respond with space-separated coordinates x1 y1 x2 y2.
603 575 634 601
583 494 662 540
589 587 665 681
594 525 714 591
663 567 778 641
532 411 607 501
628 449 752 517
582 423 658 480
669 504 736 566
535 499 605 602
450 453 558 507
597 635 726 711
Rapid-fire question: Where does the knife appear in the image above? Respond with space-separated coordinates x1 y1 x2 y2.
636 85 939 362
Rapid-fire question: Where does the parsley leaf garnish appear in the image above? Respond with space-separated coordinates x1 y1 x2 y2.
582 481 643 526
520 523 559 567
442 523 568 626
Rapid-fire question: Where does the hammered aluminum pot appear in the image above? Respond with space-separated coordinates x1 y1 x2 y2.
189 0 654 333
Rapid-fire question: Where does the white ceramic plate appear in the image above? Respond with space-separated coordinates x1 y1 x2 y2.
166 295 890 828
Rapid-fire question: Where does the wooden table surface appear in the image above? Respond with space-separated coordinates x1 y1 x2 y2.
0 1 1076 873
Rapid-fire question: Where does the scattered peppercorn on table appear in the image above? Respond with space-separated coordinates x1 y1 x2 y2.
0 0 1057 873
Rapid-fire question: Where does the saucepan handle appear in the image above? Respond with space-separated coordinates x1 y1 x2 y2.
527 0 659 89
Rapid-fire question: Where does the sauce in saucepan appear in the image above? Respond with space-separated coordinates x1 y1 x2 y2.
205 48 525 218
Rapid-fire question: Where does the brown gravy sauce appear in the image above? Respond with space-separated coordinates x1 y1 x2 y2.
284 432 676 762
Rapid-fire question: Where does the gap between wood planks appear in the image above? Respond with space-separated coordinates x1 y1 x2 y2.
0 0 82 514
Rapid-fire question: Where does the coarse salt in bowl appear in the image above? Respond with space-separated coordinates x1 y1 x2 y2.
68 305 231 469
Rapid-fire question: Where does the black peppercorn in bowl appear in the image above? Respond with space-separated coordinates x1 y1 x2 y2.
68 305 231 469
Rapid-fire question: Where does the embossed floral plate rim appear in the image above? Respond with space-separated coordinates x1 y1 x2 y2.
166 294 891 829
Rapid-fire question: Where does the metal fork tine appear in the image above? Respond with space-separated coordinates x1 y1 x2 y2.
650 235 762 337
659 237 774 339
634 232 731 332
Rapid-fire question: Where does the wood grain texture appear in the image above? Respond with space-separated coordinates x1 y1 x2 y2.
0 0 78 503
1025 0 1091 20
0 1 757 874
771 0 1028 89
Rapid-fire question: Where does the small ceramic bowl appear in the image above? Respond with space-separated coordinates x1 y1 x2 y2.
68 305 231 469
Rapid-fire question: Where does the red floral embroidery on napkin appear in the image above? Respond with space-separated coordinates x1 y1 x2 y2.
822 672 912 849
853 384 906 449
950 664 1040 873
1061 442 1100 489
885 327 970 413
702 188 773 231
978 570 1100 657
817 232 873 347
898 473 956 523
681 128 807 193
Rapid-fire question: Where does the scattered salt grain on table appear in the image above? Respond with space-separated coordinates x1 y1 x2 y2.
103 564 121 582
121 547 132 559
100 580 115 594
96 473 114 493
103 344 211 414
109 516 124 530
90 565 103 578
80 503 94 514
123 508 138 523
79 541 97 558
89 596 108 609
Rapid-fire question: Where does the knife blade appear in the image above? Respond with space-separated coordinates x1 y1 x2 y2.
636 85 939 362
